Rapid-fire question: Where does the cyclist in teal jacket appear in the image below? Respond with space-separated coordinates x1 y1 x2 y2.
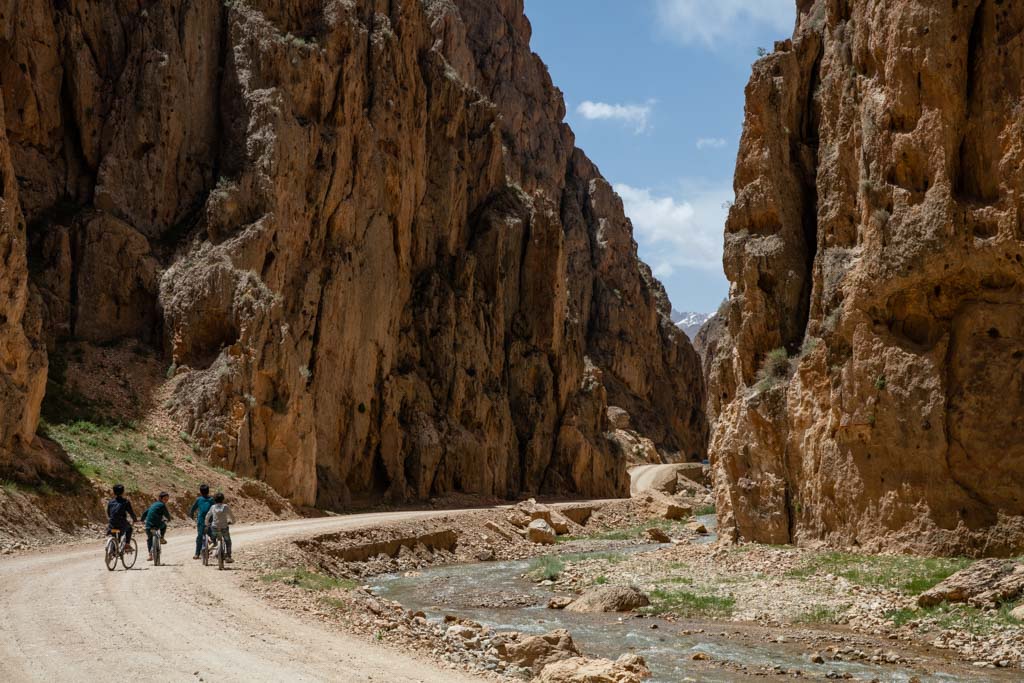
141 492 171 561
188 484 214 560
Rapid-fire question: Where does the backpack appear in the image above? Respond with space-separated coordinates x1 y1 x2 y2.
108 497 130 522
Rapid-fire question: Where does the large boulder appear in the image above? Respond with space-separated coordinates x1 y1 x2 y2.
642 492 692 521
528 519 557 545
918 560 1024 608
565 586 650 613
502 628 579 668
559 505 595 526
536 654 651 683
547 511 573 535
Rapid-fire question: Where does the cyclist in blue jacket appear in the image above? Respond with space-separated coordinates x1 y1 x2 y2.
188 484 214 560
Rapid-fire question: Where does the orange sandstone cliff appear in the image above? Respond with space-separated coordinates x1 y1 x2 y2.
709 0 1024 555
0 0 706 507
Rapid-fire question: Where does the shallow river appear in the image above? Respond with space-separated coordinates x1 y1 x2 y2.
373 516 983 682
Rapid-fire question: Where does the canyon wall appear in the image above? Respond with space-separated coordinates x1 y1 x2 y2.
710 0 1024 555
0 0 705 506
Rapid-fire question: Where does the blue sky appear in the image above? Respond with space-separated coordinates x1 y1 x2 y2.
523 0 796 313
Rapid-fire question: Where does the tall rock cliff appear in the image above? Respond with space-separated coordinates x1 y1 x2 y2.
710 0 1024 555
0 0 705 506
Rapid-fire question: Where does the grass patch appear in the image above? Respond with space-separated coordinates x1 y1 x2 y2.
885 602 1023 635
570 518 690 542
646 588 735 617
41 417 188 491
656 576 694 586
213 465 237 480
695 504 716 516
793 604 847 624
562 552 626 564
261 568 357 592
594 575 608 585
527 556 565 581
785 552 972 594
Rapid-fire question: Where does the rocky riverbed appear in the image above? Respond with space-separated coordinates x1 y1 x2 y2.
243 490 1023 682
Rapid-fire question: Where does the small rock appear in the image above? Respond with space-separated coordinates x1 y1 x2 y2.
547 596 574 610
691 652 710 661
527 518 557 545
684 521 708 534
646 527 671 543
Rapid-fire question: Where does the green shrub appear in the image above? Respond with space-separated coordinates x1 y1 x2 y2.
527 556 565 581
646 588 735 617
261 568 356 591
763 348 790 378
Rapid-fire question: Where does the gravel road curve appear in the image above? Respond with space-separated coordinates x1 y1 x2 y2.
0 510 485 682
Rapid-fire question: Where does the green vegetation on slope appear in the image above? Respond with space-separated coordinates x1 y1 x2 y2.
785 552 972 595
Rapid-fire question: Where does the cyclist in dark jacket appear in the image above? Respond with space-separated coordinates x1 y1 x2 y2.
142 492 172 561
106 484 137 548
188 484 214 560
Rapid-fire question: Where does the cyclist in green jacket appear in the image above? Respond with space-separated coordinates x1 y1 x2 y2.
142 492 172 561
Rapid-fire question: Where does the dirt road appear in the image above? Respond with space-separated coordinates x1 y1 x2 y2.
0 510 485 682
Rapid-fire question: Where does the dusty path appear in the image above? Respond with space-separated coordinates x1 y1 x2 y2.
0 509 488 683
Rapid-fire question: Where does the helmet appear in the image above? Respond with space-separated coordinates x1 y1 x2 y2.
159 491 169 500
112 484 125 495
199 484 209 494
214 492 225 504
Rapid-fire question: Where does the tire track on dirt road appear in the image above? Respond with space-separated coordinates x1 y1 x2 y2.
0 509 489 682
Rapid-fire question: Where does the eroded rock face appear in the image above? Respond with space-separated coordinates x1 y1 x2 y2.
0 0 706 504
709 0 1024 555
0 90 46 480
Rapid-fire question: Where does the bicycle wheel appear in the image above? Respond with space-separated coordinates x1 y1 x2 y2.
217 539 225 571
121 538 138 569
202 536 210 566
104 539 118 571
152 532 161 566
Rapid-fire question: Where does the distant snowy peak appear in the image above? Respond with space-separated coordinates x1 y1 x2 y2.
670 310 713 339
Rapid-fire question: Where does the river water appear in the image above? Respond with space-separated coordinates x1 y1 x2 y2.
372 516 987 682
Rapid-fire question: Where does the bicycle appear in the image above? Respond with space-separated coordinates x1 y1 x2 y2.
202 528 229 570
149 527 162 566
201 529 213 566
104 528 138 571
213 529 228 570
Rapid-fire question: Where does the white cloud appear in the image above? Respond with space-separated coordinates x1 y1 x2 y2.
696 137 727 150
576 100 654 133
615 181 732 273
655 0 795 47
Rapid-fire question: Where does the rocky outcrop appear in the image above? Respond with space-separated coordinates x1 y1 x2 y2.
501 628 579 669
918 560 1024 609
0 0 705 504
709 0 1024 555
564 586 650 613
536 654 650 683
0 89 46 481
